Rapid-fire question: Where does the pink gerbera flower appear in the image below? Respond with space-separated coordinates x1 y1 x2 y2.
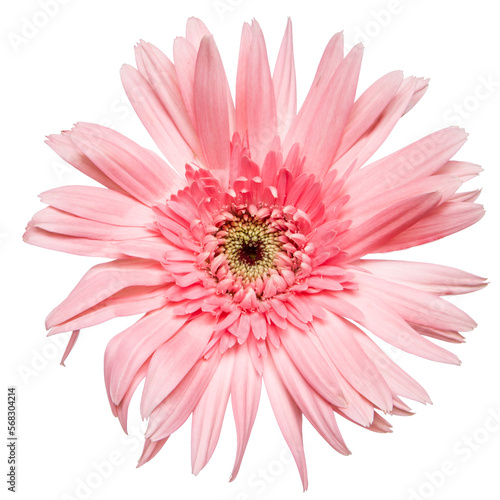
24 18 486 489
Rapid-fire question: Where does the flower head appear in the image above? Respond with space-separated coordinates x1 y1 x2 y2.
24 18 486 489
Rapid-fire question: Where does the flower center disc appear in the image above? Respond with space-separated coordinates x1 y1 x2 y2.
221 216 281 282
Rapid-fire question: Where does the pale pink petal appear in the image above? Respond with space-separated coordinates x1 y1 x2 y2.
145 351 222 441
353 271 477 332
273 18 297 137
263 353 308 491
191 348 235 475
186 17 210 47
357 259 487 295
60 330 80 366
137 438 169 467
313 313 393 411
194 36 231 185
39 186 154 227
141 313 216 417
48 286 169 335
230 343 262 481
121 64 197 174
341 289 461 364
336 192 441 263
283 32 344 157
279 324 347 407
134 41 203 158
23 227 171 261
335 71 403 159
31 207 156 240
245 21 277 165
377 201 485 252
46 258 169 330
68 122 184 205
108 308 189 406
269 342 350 455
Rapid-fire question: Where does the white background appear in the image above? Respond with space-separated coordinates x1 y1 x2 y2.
1 0 499 499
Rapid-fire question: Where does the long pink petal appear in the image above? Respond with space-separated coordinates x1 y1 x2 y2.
191 348 235 475
273 18 297 137
108 307 189 405
283 32 344 157
357 259 487 295
334 71 403 159
229 343 262 481
31 207 156 241
145 351 222 441
377 201 485 252
341 289 461 364
121 64 197 174
344 127 467 202
48 285 169 335
141 313 216 417
39 186 154 227
336 192 441 263
332 76 419 176
23 226 172 261
134 41 203 158
194 36 231 185
313 313 393 411
137 438 168 467
46 258 169 329
301 44 363 176
353 271 477 332
263 353 308 491
245 21 277 165
279 324 347 407
269 342 350 455
68 122 184 205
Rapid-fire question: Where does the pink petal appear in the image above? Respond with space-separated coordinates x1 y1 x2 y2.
273 18 297 137
134 41 203 158
377 201 485 252
46 259 169 329
31 207 156 240
121 64 197 174
353 271 477 332
60 330 80 366
357 259 487 295
335 70 403 159
269 342 350 455
263 353 308 491
245 21 278 165
23 226 171 261
230 343 262 481
194 36 231 185
141 313 216 417
313 313 393 411
341 289 461 364
279 324 347 407
145 351 222 441
108 307 189 406
191 348 235 475
137 438 168 467
68 122 184 205
39 186 154 227
336 192 441 263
